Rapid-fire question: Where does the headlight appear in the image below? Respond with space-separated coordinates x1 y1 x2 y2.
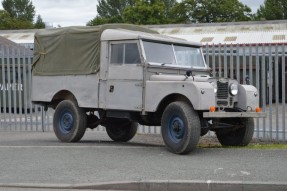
229 83 238 96
210 81 217 94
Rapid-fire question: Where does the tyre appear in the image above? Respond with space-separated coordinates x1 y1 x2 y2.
106 119 138 142
161 101 201 154
53 100 87 142
216 118 254 146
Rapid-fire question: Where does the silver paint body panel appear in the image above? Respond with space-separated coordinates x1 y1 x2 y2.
32 28 261 116
32 75 99 108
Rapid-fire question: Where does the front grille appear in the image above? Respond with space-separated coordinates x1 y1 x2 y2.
230 97 233 105
217 101 228 106
217 81 229 99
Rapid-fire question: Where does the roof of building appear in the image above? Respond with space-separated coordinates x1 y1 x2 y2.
0 35 21 46
149 20 287 45
0 36 32 57
0 29 37 44
0 20 287 46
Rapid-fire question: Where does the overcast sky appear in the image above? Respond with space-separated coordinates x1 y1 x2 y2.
0 0 265 27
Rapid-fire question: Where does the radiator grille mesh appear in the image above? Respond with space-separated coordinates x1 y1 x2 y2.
217 81 229 99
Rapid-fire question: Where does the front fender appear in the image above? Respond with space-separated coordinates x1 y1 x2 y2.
145 81 216 112
235 85 259 111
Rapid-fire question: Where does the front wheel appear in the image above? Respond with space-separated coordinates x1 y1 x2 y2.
105 119 138 142
53 100 87 142
216 118 254 146
161 101 201 154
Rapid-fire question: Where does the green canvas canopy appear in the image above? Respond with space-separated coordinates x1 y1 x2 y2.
33 24 158 76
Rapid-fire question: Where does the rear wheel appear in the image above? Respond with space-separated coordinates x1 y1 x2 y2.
161 101 200 154
53 100 87 142
216 118 254 146
105 119 138 142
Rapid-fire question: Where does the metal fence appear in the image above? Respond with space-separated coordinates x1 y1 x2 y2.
0 45 44 131
204 43 286 141
0 44 286 141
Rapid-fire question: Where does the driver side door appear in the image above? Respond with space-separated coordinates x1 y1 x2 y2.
104 41 144 111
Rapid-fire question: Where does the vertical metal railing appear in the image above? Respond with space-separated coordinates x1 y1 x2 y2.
0 45 49 132
282 46 286 141
0 44 286 141
204 43 287 141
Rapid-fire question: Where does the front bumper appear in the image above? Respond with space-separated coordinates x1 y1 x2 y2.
203 112 267 118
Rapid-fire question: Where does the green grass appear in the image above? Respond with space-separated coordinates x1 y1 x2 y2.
199 143 287 149
245 144 287 149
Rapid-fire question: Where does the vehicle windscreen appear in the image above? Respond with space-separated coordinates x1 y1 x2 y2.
142 41 206 68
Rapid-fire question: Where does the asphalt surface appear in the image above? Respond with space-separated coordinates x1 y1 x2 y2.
0 131 286 190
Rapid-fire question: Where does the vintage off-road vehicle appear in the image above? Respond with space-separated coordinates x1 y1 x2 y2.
32 24 265 154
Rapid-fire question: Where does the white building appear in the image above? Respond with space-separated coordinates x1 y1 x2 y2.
1 20 286 49
150 20 287 47
0 29 36 49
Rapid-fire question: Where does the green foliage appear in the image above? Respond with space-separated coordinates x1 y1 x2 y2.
88 0 135 25
1 0 37 29
256 5 265 20
0 10 13 29
88 0 255 25
87 16 121 26
34 15 45 29
172 0 196 23
179 0 252 23
256 0 287 20
0 9 33 29
162 0 177 21
2 0 35 22
88 0 183 25
14 19 34 29
123 0 183 24
199 143 287 149
123 0 166 24
167 2 189 23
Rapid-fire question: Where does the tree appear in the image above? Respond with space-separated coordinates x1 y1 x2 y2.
0 9 33 29
171 0 196 23
88 0 182 25
256 0 287 20
166 2 188 23
123 0 166 24
34 15 45 29
88 0 253 25
178 0 252 23
162 0 177 21
256 5 265 20
14 19 33 28
87 16 120 26
0 10 14 29
88 0 135 25
1 0 38 29
2 0 35 22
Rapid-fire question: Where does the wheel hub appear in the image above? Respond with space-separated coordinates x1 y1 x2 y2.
168 116 185 143
60 111 74 133
172 121 181 132
63 114 73 127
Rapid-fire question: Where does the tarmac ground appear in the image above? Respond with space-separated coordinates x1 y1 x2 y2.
0 131 286 191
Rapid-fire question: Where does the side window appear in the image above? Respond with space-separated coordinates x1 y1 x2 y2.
111 43 141 64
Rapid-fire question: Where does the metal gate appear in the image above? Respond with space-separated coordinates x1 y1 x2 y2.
0 45 50 132
0 44 286 141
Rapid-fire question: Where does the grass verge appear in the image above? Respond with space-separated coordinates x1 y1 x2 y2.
199 143 287 149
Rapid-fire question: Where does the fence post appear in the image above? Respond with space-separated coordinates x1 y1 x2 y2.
282 45 286 141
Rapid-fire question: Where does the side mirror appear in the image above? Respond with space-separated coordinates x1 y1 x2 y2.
186 70 192 77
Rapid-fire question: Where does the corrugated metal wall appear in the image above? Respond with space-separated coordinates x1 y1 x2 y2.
0 44 286 141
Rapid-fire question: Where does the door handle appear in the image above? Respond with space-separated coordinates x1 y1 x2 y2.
109 85 114 93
